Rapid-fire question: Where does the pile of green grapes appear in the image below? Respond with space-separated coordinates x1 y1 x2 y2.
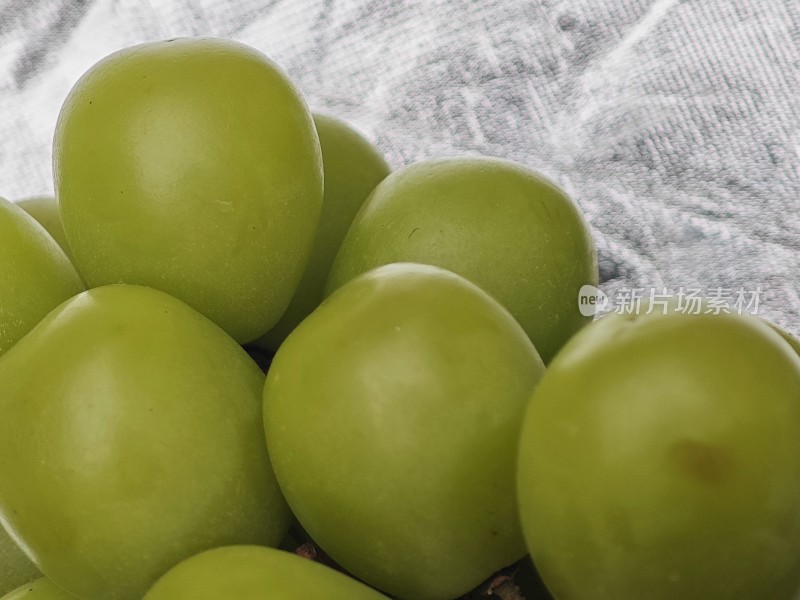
2 37 800 600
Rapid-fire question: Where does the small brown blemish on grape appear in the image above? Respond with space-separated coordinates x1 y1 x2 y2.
671 440 735 485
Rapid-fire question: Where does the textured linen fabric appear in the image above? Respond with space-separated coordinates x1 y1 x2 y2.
0 0 798 331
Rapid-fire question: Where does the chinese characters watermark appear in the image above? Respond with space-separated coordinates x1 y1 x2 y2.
578 285 762 317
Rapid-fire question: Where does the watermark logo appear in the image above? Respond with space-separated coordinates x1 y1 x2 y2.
578 285 609 317
578 286 762 316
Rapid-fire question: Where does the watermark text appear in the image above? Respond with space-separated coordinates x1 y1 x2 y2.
578 285 761 317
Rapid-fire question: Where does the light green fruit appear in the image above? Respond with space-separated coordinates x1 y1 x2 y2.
255 113 390 351
0 526 39 597
264 263 545 599
1 579 76 600
144 546 389 600
54 37 323 343
0 197 83 357
14 197 74 263
325 157 598 363
518 310 800 600
0 285 290 600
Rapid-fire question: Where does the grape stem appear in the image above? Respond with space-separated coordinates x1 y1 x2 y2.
483 574 526 600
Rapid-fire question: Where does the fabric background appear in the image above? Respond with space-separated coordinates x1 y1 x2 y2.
0 0 798 332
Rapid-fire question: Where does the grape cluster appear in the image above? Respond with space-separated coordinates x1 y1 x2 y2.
1 37 799 600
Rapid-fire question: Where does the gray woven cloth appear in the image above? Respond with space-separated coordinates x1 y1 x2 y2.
1 0 798 332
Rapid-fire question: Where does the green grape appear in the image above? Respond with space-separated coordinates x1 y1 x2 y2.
255 113 390 351
143 546 388 600
1 578 76 600
54 37 323 343
0 197 83 357
517 310 800 599
325 157 597 363
0 285 290 600
14 196 74 263
0 526 39 597
264 263 546 599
